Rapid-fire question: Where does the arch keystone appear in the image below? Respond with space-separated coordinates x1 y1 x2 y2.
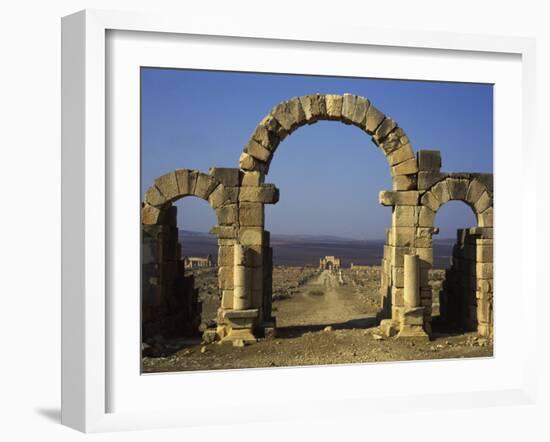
325 94 343 119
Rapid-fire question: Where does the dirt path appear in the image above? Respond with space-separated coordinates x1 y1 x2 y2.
143 267 493 373
275 270 377 333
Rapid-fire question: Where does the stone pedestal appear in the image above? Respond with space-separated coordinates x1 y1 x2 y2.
220 308 259 343
398 307 429 340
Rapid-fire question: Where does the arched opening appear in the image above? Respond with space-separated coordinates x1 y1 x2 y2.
431 200 479 334
173 197 219 331
265 120 392 340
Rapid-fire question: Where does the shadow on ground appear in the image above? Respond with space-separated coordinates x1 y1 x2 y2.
275 316 379 339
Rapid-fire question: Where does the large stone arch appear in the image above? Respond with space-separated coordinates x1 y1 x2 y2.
236 94 422 342
239 93 418 183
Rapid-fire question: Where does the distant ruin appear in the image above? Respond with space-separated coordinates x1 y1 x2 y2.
141 93 493 344
319 256 341 271
184 255 214 269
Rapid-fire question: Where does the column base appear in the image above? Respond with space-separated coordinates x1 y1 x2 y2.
397 307 430 341
219 308 260 344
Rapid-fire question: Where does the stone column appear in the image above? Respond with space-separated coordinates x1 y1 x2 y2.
233 244 249 310
404 254 420 308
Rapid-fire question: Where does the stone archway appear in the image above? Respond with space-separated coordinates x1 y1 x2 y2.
141 168 244 341
239 94 418 181
236 94 419 342
141 94 494 344
417 174 494 337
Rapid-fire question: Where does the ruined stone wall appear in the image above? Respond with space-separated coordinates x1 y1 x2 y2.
141 219 202 339
440 228 493 336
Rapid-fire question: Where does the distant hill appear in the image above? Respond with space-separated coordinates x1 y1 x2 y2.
178 230 456 268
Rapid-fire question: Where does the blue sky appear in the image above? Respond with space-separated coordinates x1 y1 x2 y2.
141 68 492 239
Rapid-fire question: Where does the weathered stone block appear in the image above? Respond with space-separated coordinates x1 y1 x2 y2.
258 114 287 140
208 184 229 209
476 262 493 279
239 227 264 245
241 171 262 187
154 171 180 202
194 174 218 199
239 185 279 204
252 125 279 151
239 152 266 172
174 169 199 196
391 158 418 176
208 168 240 187
446 178 469 200
221 290 234 309
417 171 445 190
474 191 492 213
141 203 162 224
209 225 236 239
476 244 493 262
417 150 442 172
474 173 493 195
299 94 325 123
387 144 415 166
478 207 493 227
466 178 486 206
391 287 404 307
477 279 493 294
341 93 357 123
144 185 166 207
392 205 417 227
218 246 234 267
246 244 263 268
271 98 305 131
390 246 414 266
430 180 450 205
218 266 233 289
374 118 397 143
216 204 237 225
420 190 440 212
351 97 369 126
246 139 272 162
379 190 419 206
325 94 343 119
392 266 405 287
402 307 425 326
415 227 436 248
364 104 385 134
392 174 417 191
390 227 416 247
239 202 264 226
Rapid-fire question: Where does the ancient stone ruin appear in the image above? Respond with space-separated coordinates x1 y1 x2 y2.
319 256 341 271
184 255 214 269
141 93 493 344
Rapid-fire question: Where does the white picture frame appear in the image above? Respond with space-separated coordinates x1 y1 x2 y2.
61 9 537 433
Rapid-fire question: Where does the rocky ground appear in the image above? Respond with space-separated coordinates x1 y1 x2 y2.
143 266 492 373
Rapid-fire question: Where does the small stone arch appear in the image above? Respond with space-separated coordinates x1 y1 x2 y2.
239 94 418 180
419 175 493 228
419 174 494 337
141 168 241 341
142 168 235 224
